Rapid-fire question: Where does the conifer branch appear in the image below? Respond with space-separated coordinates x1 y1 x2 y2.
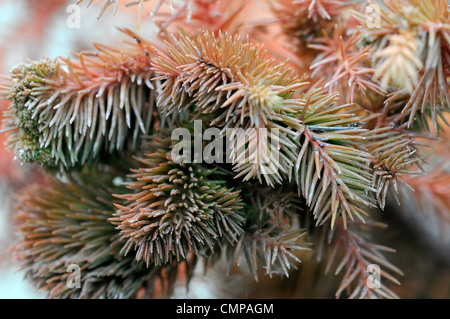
292 88 376 229
111 137 245 266
13 169 193 298
1 29 156 170
320 220 403 299
373 32 423 94
76 0 146 29
355 0 450 132
364 128 423 209
75 0 229 31
309 26 385 103
152 31 309 186
222 187 311 281
152 32 381 229
272 0 350 52
4 0 448 300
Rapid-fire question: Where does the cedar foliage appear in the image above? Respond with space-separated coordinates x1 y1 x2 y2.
1 0 449 299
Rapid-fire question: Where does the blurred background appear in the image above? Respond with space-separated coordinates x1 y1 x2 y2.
0 0 449 299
